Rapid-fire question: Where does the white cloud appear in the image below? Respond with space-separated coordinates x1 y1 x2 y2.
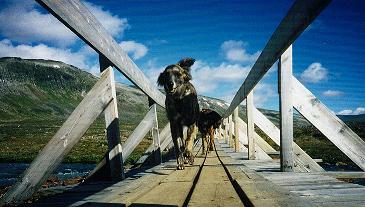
0 1 77 46
83 1 129 37
0 39 94 71
191 61 250 94
221 40 260 63
0 1 129 47
337 107 365 115
354 107 365 115
253 83 277 107
322 90 344 97
300 62 328 83
119 41 148 60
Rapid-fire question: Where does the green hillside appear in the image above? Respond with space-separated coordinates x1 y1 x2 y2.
0 57 364 169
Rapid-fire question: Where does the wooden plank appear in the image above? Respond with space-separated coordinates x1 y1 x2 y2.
292 76 365 171
121 106 156 161
150 104 162 165
279 45 294 172
233 107 240 152
0 69 114 205
217 144 313 207
253 107 324 172
136 123 171 164
236 117 276 154
223 118 229 144
247 92 256 160
223 0 331 118
228 115 234 148
188 155 244 206
218 125 223 140
316 172 365 179
131 156 205 206
99 56 124 180
36 0 165 107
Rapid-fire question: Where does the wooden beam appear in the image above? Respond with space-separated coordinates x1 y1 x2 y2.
99 55 124 180
218 125 223 140
223 0 331 118
236 117 272 160
292 76 365 171
229 115 234 148
121 106 156 161
247 92 256 160
1 69 114 205
233 107 240 152
223 118 229 144
150 104 162 165
36 0 165 107
253 107 324 172
279 45 294 172
236 117 276 154
137 123 171 165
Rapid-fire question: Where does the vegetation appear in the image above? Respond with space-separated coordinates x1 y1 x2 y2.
0 57 364 169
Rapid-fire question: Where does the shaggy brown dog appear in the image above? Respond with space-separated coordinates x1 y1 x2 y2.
157 58 199 170
198 109 222 154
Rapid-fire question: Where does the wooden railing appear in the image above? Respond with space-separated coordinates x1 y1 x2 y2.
2 0 365 205
220 0 365 174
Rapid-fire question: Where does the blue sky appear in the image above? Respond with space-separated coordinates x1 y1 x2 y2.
0 0 364 115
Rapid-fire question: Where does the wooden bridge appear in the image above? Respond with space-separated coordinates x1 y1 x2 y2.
2 0 365 206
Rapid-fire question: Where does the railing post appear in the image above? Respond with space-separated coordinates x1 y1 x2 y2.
149 98 161 165
233 107 240 152
223 118 229 144
247 91 255 160
99 55 124 179
218 124 223 140
229 115 234 148
279 45 294 172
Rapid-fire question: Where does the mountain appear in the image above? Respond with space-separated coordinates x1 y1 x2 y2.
338 114 365 123
0 57 363 166
0 57 150 124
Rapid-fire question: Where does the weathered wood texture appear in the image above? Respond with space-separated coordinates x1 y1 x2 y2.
217 144 314 207
228 115 234 148
137 123 171 164
36 0 165 107
253 107 324 172
218 125 223 140
121 106 156 161
1 69 115 205
223 0 331 118
246 92 256 160
150 104 162 165
99 57 124 180
236 117 276 154
279 45 294 172
233 107 240 152
292 76 365 171
223 119 229 144
236 117 272 160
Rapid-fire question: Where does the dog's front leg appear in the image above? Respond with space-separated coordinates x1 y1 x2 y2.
170 122 185 170
184 124 196 164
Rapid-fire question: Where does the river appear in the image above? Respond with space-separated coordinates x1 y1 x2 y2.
0 163 95 187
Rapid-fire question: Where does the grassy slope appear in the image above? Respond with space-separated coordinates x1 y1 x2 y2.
0 57 364 168
0 57 167 164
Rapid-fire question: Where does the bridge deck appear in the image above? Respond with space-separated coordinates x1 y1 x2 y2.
218 140 365 207
28 141 365 207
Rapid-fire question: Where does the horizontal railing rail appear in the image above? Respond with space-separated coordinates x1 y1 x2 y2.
223 0 331 118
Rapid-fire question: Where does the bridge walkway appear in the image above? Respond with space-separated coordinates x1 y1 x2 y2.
218 140 365 207
29 141 316 207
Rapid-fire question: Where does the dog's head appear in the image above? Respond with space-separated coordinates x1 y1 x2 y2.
157 58 195 94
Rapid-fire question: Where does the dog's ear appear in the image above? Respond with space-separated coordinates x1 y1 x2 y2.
177 58 195 70
157 71 166 86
